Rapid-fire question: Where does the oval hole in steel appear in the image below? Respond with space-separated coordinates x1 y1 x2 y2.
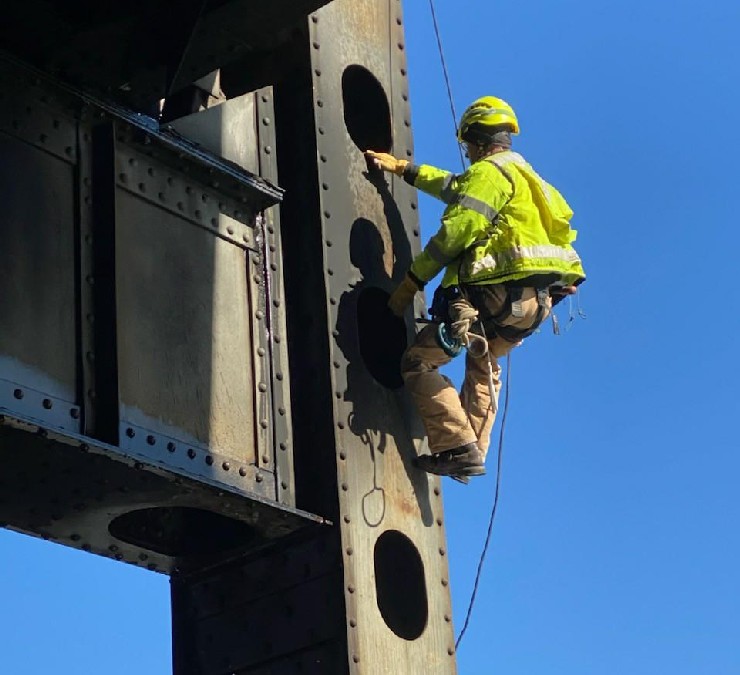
357 287 407 390
109 506 256 557
342 65 392 152
374 529 428 640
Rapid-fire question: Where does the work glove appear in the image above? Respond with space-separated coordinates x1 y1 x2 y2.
388 274 420 317
366 150 408 176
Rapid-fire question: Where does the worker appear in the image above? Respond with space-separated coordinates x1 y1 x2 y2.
366 96 585 481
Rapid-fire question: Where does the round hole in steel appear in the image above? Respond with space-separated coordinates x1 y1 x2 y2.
342 65 392 152
108 507 256 557
356 287 407 389
374 530 428 640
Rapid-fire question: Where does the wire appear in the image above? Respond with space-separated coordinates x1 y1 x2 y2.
455 352 511 650
428 0 466 169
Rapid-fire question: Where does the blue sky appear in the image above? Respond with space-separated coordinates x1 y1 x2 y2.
2 1 740 673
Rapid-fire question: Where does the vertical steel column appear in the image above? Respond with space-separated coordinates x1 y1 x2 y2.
274 0 457 672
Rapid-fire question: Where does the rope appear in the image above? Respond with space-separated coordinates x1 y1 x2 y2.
428 0 466 169
455 351 511 649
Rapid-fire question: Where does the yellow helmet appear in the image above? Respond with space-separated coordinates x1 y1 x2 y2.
457 96 520 143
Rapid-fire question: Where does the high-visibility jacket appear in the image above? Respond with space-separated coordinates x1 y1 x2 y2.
403 150 586 289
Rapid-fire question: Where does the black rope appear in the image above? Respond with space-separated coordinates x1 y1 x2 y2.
428 0 466 169
455 352 511 649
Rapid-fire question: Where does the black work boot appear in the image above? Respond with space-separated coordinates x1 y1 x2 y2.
415 442 486 478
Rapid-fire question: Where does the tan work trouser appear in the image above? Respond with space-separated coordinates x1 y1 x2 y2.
401 286 551 461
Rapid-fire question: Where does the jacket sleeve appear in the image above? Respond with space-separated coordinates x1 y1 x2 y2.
408 162 513 285
403 164 459 204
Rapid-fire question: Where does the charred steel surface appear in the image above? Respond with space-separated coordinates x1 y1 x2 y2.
0 0 331 109
172 529 346 675
0 414 323 575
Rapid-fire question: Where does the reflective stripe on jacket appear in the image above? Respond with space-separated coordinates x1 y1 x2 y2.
403 151 586 288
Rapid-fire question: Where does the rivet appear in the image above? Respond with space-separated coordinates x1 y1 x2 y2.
333 361 340 369
448 648 455 656
281 481 288 489
320 155 327 162
167 442 176 452
337 421 344 429
146 435 156 445
211 217 218 227
147 167 155 177
278 407 285 416
343 515 351 523
185 186 192 194
349 619 357 628
397 17 402 25
444 614 451 623
65 147 73 156
262 117 271 126
327 269 334 276
441 578 449 587
125 427 135 438
339 452 346 460
205 455 214 465
139 553 148 561
134 462 143 470
187 448 196 459
222 462 230 471
398 42 405 50
323 210 330 218
321 182 329 190
255 310 264 320
439 548 446 556
411 202 418 210
70 534 81 542
263 146 272 154
311 15 318 23
326 240 332 247
138 182 146 192
227 226 235 235
276 372 283 380
436 518 443 526
400 68 407 76
312 41 320 49
346 547 353 555
279 442 287 451
347 584 355 593
258 382 267 392
195 210 201 219
257 347 266 356
42 398 52 410
262 455 269 463
239 467 247 476
177 201 184 210
314 69 322 77
413 229 419 237
434 486 441 496
341 483 348 491
317 100 324 108
406 149 413 157
70 408 80 419
260 420 268 429
109 544 118 553
353 656 360 664
256 474 264 483
330 297 337 305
